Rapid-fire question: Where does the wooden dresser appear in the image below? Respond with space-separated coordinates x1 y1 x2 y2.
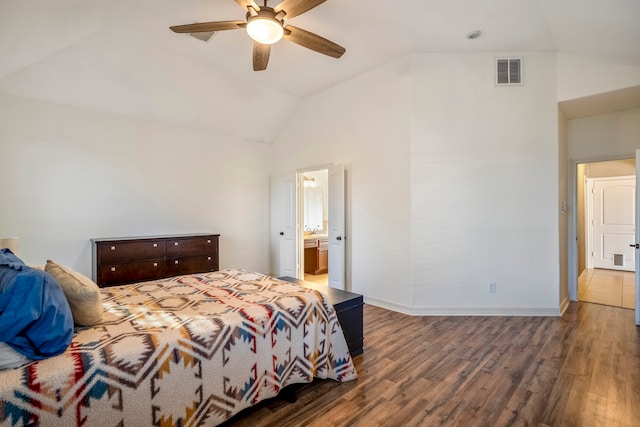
278 276 364 357
91 234 219 287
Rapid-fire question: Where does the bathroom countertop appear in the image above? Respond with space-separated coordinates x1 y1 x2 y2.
304 234 328 240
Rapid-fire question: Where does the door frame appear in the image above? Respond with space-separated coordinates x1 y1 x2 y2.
295 163 349 290
568 156 638 324
635 149 640 325
296 165 334 280
586 175 636 270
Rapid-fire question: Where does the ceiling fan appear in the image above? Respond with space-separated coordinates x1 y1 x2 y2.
170 0 346 71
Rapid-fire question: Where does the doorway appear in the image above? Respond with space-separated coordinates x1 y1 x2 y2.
302 169 329 285
575 159 637 309
272 165 346 289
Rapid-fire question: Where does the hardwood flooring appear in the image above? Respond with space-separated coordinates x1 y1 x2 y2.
579 268 635 309
222 302 640 427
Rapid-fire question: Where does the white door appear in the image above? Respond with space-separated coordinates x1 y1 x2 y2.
272 173 298 277
591 177 636 271
635 150 640 325
328 165 345 290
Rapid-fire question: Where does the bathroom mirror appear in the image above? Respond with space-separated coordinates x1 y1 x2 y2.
304 187 324 231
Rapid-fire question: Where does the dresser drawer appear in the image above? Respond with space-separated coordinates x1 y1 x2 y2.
167 255 218 276
98 260 167 287
166 237 218 258
97 241 166 264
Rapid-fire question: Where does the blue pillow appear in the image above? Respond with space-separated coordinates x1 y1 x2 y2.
0 249 74 360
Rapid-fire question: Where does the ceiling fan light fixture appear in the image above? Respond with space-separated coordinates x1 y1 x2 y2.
246 14 283 45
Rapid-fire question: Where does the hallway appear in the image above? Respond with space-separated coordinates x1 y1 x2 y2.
578 268 635 309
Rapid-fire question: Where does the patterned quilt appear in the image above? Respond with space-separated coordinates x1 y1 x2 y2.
0 269 357 426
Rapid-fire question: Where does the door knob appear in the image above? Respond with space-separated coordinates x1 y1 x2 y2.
279 232 284 236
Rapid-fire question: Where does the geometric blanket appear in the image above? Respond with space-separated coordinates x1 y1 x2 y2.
0 269 357 426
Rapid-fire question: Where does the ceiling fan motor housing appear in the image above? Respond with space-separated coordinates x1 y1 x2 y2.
246 7 285 44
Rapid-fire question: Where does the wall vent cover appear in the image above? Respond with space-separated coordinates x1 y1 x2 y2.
495 57 523 85
614 253 624 266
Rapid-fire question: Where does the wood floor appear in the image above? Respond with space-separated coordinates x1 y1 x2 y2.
222 302 640 427
579 268 635 309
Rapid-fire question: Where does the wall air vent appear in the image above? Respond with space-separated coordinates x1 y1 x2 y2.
495 57 522 85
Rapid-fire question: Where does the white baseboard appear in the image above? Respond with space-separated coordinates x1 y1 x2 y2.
364 296 562 317
362 297 414 315
560 296 571 314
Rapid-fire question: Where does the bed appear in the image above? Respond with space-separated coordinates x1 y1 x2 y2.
0 268 357 426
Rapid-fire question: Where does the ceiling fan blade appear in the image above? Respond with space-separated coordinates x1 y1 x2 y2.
284 26 345 58
274 0 326 19
253 42 271 71
236 0 260 12
170 21 245 34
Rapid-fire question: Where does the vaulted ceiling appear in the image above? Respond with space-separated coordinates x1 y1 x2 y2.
1 0 639 142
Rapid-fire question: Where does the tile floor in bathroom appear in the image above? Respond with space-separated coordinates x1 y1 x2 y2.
303 273 328 285
578 268 635 309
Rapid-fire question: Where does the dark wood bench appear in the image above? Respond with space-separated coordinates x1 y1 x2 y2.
278 277 363 357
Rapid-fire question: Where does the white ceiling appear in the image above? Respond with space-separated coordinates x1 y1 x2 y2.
1 0 639 142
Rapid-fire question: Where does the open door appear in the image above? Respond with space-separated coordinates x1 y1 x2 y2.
635 150 640 326
328 165 345 290
273 173 298 278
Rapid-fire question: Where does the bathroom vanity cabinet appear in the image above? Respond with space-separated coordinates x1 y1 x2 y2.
304 236 328 275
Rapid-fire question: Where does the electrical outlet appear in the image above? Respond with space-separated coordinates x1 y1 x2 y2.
488 281 497 293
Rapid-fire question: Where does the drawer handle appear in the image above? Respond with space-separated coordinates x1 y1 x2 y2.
111 267 116 272
207 240 211 244
174 242 179 246
111 246 116 251
153 262 158 267
208 256 211 261
153 243 158 247
174 260 179 264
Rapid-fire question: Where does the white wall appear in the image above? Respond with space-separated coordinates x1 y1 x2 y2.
0 94 272 276
271 58 413 306
568 107 640 161
586 159 636 178
409 52 560 314
557 53 640 102
273 52 562 314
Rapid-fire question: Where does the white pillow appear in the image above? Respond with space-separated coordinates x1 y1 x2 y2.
44 260 103 326
0 342 31 370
